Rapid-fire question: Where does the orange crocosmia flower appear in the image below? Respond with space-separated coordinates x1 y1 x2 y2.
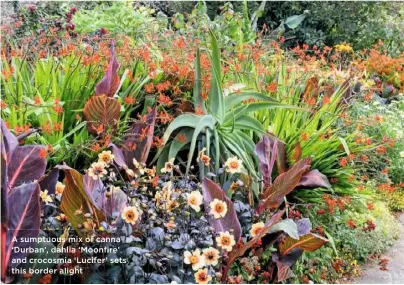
124 95 136 105
34 96 41 105
195 105 205 115
306 97 316 106
39 274 52 284
365 138 373 145
338 157 348 167
153 136 165 148
158 94 173 107
375 114 383 123
0 100 7 109
39 148 48 158
356 185 365 191
376 145 387 154
381 167 389 174
322 96 331 105
177 133 187 143
42 121 52 134
53 121 62 131
159 111 173 124
360 155 369 162
152 175 159 187
347 219 356 229
201 91 208 101
90 143 101 153
301 132 310 141
75 114 81 121
266 82 278 93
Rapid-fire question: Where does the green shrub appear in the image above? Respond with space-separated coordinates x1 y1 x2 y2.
291 193 400 283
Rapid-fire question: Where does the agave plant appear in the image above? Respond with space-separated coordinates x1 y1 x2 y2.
1 120 47 279
155 32 294 183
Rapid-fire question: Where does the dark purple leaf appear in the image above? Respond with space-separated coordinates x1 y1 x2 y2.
1 120 18 163
7 145 47 191
298 169 331 188
1 154 8 228
120 108 157 169
202 178 241 243
109 143 127 169
276 261 294 282
255 136 277 186
295 218 311 236
39 168 60 195
259 158 311 213
96 41 120 97
5 182 40 268
83 174 106 210
105 188 127 217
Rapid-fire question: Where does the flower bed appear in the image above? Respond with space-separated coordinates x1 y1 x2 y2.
1 2 403 284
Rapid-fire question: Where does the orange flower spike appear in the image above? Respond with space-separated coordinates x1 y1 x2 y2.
39 148 48 159
339 157 348 167
124 95 136 105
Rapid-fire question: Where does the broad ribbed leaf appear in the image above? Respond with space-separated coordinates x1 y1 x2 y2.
255 136 278 187
0 120 18 162
110 143 126 168
7 145 47 190
39 168 59 195
5 182 40 268
82 173 127 218
221 210 285 282
105 188 127 217
279 233 327 256
268 219 298 240
202 178 241 242
1 154 8 227
260 158 311 212
96 40 120 97
122 108 156 168
83 94 121 134
83 174 105 209
298 170 331 188
59 167 105 237
295 218 311 236
276 261 294 282
290 141 302 163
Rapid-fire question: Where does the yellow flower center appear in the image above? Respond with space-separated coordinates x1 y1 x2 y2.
221 237 230 245
198 272 207 281
215 203 224 213
230 161 239 169
190 256 198 264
